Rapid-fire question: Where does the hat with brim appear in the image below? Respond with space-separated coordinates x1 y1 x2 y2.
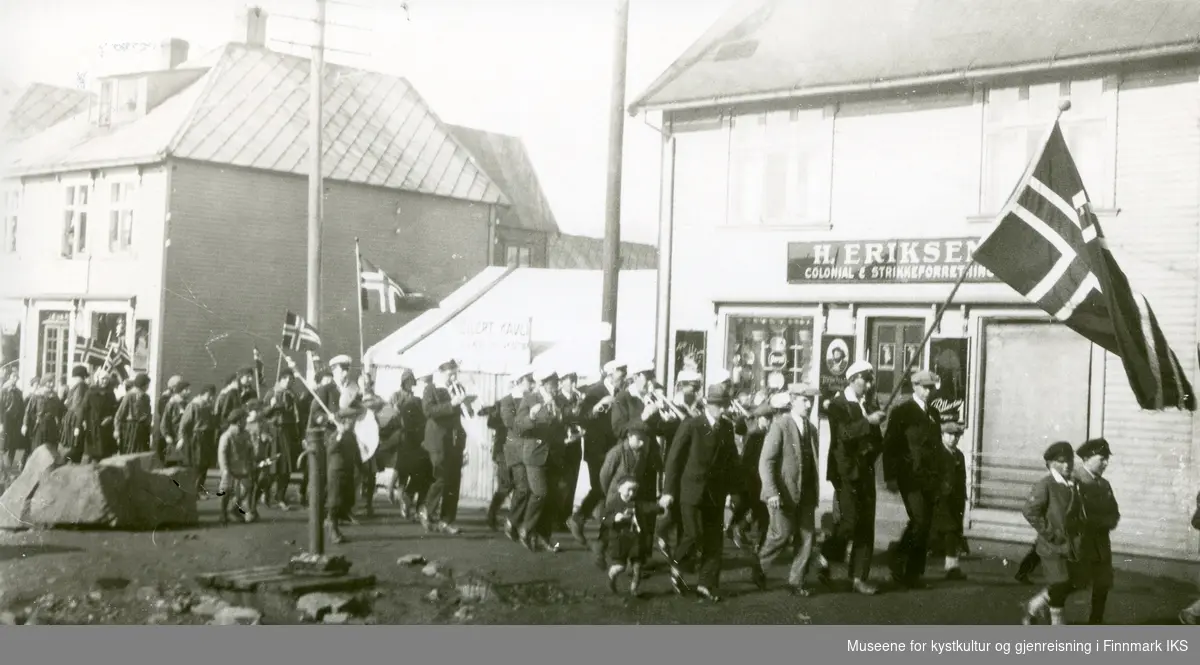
941 421 965 435
705 383 731 405
602 360 627 375
224 408 246 429
328 354 352 368
768 392 791 410
533 368 558 383
1043 440 1074 462
133 373 151 389
438 359 458 372
787 382 819 398
1076 437 1112 459
167 375 183 389
560 371 579 381
625 420 650 439
71 364 90 380
675 369 702 384
910 370 939 387
399 369 416 384
846 360 874 380
752 399 777 418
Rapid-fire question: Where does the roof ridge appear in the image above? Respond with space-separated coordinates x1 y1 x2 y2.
163 43 234 158
406 90 510 206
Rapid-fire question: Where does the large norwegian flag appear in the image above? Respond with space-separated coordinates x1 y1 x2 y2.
973 122 1195 411
358 251 430 314
281 310 322 352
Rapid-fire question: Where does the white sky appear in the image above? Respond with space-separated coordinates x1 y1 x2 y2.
0 0 734 245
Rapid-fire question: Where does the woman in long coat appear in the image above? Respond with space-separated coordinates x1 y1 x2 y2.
115 373 153 454
178 387 217 493
23 377 64 451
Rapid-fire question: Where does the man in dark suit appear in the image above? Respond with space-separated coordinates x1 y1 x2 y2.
514 367 567 551
883 370 943 589
422 359 468 536
660 383 740 602
487 366 533 535
754 383 822 595
569 360 627 545
306 354 358 542
826 360 886 595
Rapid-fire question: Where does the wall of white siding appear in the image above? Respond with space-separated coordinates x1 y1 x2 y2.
0 165 168 387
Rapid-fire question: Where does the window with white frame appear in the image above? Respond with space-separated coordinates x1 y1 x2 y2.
108 181 136 253
727 108 832 226
982 79 1113 213
2 188 18 253
62 183 90 258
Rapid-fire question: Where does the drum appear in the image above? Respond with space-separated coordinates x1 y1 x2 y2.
354 409 381 462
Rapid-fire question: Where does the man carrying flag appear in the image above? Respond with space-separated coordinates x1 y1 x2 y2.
971 114 1195 412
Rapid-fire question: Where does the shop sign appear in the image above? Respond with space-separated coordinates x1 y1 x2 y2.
787 237 1001 284
448 317 532 374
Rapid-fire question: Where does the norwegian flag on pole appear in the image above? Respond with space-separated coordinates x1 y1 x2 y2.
358 251 429 314
73 336 108 366
972 121 1195 411
281 310 321 351
102 339 133 381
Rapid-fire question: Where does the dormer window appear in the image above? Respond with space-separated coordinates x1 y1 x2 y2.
96 77 143 126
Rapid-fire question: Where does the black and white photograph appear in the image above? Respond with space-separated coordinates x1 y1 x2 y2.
1 0 1199 643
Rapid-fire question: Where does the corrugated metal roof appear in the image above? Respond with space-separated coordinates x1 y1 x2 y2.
547 233 658 270
367 267 657 381
0 82 95 143
632 0 1200 111
447 124 559 233
3 43 508 205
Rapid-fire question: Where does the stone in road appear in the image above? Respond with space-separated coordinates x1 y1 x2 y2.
0 500 1191 625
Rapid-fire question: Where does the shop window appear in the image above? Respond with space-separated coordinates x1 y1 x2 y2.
866 317 926 407
727 108 832 227
90 312 127 348
38 311 70 386
982 79 1113 214
725 315 814 398
974 320 1091 511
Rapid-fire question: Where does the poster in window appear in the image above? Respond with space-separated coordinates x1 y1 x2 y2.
930 337 969 425
91 313 125 347
133 320 151 372
877 342 896 370
672 330 706 387
818 335 855 413
725 316 813 400
903 343 921 370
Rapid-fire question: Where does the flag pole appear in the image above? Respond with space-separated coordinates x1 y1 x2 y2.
881 100 1074 411
353 238 367 372
252 347 263 401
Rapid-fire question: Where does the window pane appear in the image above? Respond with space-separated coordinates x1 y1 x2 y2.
78 212 88 252
732 154 763 225
123 210 134 247
761 151 788 220
65 187 75 205
1065 120 1106 204
79 186 88 205
111 183 120 201
5 216 15 252
725 316 815 397
985 129 1024 211
792 152 812 219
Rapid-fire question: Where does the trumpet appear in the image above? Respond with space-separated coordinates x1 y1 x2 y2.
449 381 475 418
728 399 750 420
646 389 688 420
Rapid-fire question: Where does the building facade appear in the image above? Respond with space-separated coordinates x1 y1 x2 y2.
633 0 1200 561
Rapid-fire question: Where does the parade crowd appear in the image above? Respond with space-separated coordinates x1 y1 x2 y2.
2 355 1199 625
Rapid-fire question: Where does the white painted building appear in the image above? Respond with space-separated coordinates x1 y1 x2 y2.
631 0 1200 561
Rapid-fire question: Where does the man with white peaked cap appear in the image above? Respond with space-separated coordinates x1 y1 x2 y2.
825 360 886 595
420 359 468 536
570 359 629 546
488 364 535 538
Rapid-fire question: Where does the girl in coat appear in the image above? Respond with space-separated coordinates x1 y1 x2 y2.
23 377 63 452
1019 441 1085 625
115 373 152 454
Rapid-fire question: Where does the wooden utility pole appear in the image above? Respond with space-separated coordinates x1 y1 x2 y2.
306 0 328 557
599 0 631 366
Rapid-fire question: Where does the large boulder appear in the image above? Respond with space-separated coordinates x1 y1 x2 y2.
15 456 199 530
28 463 138 527
0 445 64 530
131 466 198 527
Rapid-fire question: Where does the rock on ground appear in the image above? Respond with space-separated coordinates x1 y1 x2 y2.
397 553 426 566
99 453 162 473
0 445 64 530
422 561 450 578
210 606 262 625
297 593 369 622
190 596 231 618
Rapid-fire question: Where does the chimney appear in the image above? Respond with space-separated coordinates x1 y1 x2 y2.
238 6 268 48
160 38 190 69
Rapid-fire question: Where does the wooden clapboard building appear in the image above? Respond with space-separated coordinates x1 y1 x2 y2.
631 0 1200 561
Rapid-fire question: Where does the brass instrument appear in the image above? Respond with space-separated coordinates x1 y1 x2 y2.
728 399 751 420
563 386 586 443
646 388 687 420
449 381 475 418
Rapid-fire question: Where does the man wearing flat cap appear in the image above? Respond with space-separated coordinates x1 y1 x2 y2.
485 365 533 536
883 370 944 589
421 359 468 536
754 383 823 595
929 419 968 580
726 392 784 552
513 367 567 551
661 382 741 602
1019 440 1085 625
825 360 886 595
1072 438 1120 624
572 360 628 544
153 375 183 462
304 355 359 525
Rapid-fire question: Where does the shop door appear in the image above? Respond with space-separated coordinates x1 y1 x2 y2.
867 317 925 407
975 320 1091 511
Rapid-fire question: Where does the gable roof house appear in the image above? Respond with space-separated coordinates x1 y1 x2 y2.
627 0 1200 563
0 7 632 391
